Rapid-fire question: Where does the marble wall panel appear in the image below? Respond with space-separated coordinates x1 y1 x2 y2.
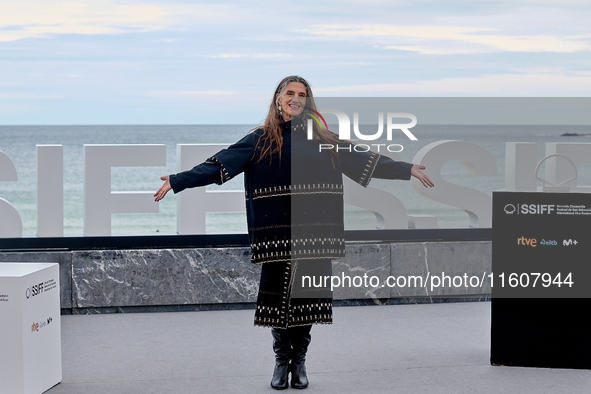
390 241 491 299
72 248 259 308
332 244 391 300
1 240 492 311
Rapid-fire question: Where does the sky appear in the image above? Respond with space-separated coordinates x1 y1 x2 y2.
1 0 590 125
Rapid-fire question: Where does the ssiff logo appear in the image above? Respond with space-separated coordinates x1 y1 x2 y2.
25 282 43 299
505 204 555 215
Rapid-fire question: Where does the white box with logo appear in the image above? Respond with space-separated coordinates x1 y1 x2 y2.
0 263 62 394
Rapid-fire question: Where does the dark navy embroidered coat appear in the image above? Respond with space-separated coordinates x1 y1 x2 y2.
170 120 412 327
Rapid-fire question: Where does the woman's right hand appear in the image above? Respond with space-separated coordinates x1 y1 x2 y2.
154 175 172 202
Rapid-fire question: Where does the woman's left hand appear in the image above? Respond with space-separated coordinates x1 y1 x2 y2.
411 164 434 188
154 175 172 202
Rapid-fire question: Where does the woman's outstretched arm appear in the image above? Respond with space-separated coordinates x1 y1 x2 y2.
154 131 258 202
368 155 434 188
154 160 222 202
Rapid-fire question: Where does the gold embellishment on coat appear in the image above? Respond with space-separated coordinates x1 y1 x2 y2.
251 183 343 200
205 156 231 184
359 152 380 187
250 237 345 251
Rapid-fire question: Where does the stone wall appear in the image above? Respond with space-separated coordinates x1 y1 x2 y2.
0 241 491 314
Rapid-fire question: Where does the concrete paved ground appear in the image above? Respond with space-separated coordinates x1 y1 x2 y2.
46 302 590 393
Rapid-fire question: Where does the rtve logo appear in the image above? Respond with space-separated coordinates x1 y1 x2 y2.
517 236 537 247
31 317 53 333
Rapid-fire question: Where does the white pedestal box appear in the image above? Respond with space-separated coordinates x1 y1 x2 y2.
0 263 62 394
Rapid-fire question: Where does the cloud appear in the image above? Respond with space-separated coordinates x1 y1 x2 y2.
0 1 222 42
304 24 591 54
384 45 447 55
315 72 591 96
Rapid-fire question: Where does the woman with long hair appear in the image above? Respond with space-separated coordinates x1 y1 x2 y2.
155 76 434 390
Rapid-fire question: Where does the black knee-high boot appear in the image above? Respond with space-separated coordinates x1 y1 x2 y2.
271 328 292 390
290 325 312 389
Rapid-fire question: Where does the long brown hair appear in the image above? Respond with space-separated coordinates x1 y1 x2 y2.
256 75 343 162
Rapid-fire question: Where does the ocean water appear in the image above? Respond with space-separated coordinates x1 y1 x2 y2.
0 124 590 236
